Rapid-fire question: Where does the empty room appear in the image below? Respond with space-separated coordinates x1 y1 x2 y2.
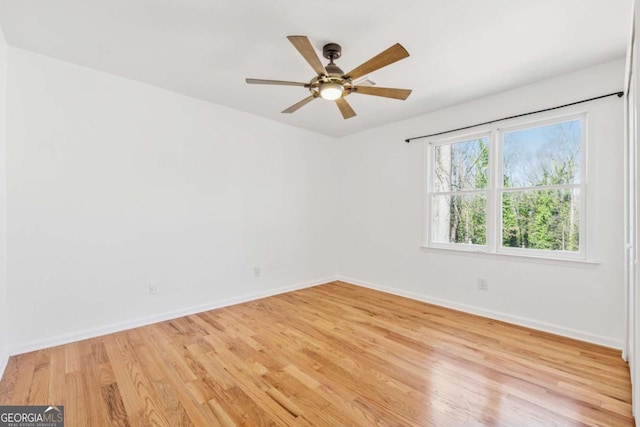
0 0 638 426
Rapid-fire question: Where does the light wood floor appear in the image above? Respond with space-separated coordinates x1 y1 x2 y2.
0 281 634 426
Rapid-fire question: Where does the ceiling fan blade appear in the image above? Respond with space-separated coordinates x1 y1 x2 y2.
246 78 308 87
336 98 356 119
282 95 316 114
344 43 409 81
353 86 412 100
287 36 327 76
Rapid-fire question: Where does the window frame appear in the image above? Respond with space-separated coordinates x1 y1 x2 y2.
424 112 588 261
425 130 492 252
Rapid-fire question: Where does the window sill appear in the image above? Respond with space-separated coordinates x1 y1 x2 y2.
420 246 600 268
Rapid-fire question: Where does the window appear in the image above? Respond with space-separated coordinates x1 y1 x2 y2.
425 114 586 260
431 134 490 246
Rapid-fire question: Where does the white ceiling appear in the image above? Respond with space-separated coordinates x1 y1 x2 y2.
0 0 631 137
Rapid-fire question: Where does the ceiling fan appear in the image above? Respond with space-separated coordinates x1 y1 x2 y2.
246 36 412 119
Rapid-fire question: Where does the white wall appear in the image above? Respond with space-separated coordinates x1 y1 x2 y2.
0 27 8 373
336 59 626 348
6 48 338 352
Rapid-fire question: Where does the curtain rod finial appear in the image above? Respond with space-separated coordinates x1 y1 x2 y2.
405 139 411 143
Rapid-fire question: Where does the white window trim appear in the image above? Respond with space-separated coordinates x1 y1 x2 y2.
423 113 588 262
424 130 491 252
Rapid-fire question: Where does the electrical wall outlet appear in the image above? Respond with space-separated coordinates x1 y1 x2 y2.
149 283 159 295
253 267 261 277
477 278 488 291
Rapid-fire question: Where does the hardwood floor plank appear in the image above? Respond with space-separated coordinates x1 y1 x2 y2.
64 344 81 374
0 281 634 426
64 371 88 426
79 340 113 425
27 349 51 405
102 335 146 425
0 356 19 404
101 383 131 427
206 398 237 427
7 353 36 404
47 346 67 405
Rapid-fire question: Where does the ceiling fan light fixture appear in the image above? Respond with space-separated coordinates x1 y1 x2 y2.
319 82 344 100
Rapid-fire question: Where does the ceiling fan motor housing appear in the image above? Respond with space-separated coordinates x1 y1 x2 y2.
323 43 344 76
322 43 342 61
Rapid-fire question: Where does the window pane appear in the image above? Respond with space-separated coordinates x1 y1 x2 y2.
501 188 580 252
432 193 487 245
503 119 581 188
434 137 489 192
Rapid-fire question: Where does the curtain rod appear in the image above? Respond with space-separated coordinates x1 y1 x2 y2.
404 91 624 143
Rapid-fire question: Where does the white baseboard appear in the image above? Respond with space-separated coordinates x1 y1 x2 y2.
8 274 622 356
9 276 338 355
338 276 624 350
